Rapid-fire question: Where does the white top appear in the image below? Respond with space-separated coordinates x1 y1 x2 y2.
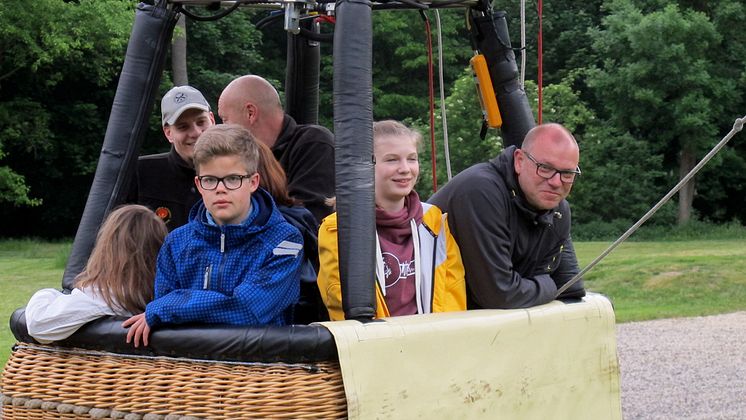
25 287 130 344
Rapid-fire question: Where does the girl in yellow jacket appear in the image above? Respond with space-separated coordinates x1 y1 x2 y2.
317 120 466 321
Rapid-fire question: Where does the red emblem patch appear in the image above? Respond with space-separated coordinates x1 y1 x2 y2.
155 207 171 223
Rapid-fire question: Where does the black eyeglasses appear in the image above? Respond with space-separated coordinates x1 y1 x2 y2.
523 151 581 184
197 174 254 190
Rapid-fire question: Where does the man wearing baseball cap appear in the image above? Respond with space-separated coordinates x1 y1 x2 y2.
128 85 215 230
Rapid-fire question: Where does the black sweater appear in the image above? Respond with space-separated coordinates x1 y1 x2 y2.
127 147 200 231
272 115 335 223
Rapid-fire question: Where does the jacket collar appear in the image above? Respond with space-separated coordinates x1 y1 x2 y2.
271 114 296 155
167 147 195 175
188 188 280 243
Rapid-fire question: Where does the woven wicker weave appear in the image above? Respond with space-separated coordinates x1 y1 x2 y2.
1 343 347 419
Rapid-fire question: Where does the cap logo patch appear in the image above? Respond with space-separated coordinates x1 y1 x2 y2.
174 92 187 103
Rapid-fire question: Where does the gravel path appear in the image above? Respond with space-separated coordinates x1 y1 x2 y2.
617 311 746 419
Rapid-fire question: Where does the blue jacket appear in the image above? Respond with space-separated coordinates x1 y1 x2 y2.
145 188 303 327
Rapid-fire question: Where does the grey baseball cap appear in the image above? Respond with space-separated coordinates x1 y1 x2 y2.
161 85 210 126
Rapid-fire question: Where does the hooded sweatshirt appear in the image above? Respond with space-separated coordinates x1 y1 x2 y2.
375 192 424 316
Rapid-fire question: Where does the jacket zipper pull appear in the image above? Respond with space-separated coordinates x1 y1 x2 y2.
203 265 212 289
220 232 225 253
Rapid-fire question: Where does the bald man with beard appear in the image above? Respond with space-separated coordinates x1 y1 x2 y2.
218 75 335 222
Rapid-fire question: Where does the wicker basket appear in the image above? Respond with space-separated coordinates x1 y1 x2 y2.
1 343 347 419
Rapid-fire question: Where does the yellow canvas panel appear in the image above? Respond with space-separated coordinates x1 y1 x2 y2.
321 293 622 419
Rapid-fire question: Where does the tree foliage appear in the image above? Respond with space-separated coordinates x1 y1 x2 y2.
415 67 502 199
2 1 746 237
0 0 133 234
140 9 268 154
369 10 472 122
586 0 732 223
497 0 605 88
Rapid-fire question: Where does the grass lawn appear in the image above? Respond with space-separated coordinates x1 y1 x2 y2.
575 240 746 322
1 238 745 368
0 240 69 367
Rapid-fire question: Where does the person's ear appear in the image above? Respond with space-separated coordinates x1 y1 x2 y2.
514 148 523 174
194 176 202 191
247 172 260 193
208 111 216 125
246 103 258 123
163 125 175 145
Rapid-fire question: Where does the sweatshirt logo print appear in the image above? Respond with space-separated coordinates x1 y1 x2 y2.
382 252 416 288
273 240 302 256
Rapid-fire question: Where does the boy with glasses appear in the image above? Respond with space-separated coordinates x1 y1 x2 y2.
429 123 585 309
123 124 303 347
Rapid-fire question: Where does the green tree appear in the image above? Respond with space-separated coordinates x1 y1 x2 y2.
688 0 746 225
186 9 267 101
414 67 502 199
586 1 730 224
319 9 473 126
694 148 746 224
0 0 75 206
140 9 268 155
498 0 605 88
571 127 673 226
0 0 133 235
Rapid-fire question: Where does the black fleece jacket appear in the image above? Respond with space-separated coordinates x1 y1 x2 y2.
429 146 585 309
128 147 200 232
272 115 335 223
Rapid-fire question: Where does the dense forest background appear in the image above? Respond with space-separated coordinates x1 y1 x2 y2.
1 0 745 239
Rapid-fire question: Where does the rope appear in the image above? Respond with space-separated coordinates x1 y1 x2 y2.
435 10 453 181
178 0 242 21
2 392 203 419
555 115 746 298
537 0 543 124
520 0 526 90
421 11 438 191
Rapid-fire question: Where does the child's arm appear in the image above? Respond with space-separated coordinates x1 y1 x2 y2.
122 237 178 346
25 288 118 344
146 230 303 327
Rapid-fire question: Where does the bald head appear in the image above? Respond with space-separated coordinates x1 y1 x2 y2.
521 123 578 154
218 75 285 147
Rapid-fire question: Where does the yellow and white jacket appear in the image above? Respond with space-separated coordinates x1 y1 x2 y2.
317 202 466 321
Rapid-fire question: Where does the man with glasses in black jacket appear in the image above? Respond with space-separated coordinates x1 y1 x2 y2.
429 123 585 309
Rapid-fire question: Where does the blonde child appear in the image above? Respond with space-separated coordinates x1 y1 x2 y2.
317 120 466 320
26 205 167 343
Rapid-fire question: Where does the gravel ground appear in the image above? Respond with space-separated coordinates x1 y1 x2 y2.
617 311 746 420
